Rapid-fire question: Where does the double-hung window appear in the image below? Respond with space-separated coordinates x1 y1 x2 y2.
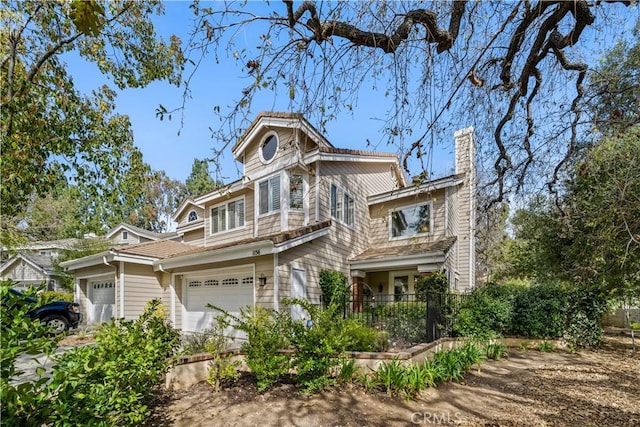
259 175 281 215
330 184 355 227
211 198 245 234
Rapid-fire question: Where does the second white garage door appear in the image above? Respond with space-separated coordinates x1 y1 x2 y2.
183 266 254 333
89 280 115 324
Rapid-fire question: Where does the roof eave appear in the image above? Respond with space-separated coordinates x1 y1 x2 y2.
368 176 465 205
60 250 157 271
154 240 274 272
349 252 446 272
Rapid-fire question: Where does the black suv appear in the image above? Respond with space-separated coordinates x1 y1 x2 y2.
7 288 82 334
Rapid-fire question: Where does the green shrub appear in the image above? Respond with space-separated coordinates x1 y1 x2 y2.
38 290 74 304
432 342 483 382
181 330 215 355
319 269 350 307
454 286 515 339
283 299 352 393
374 359 408 396
339 318 388 352
380 302 428 344
537 341 555 352
45 300 180 426
512 282 568 338
1 283 61 425
415 272 449 301
3 299 180 426
212 305 292 393
204 323 240 392
484 342 509 360
337 358 359 383
563 286 608 349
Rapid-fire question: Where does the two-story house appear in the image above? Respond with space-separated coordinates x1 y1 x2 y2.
60 112 476 332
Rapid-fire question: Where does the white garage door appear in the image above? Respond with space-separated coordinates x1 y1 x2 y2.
90 280 115 323
183 266 254 334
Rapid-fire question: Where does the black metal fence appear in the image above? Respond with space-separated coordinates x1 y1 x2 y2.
326 293 468 346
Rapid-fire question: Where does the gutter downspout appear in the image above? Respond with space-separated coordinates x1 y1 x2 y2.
170 270 177 327
273 253 279 312
119 261 125 319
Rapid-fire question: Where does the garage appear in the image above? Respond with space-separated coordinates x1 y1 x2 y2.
183 265 254 333
89 279 115 323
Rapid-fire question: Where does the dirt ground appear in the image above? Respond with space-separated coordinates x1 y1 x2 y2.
145 335 639 426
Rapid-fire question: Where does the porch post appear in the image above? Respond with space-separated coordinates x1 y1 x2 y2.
350 270 366 313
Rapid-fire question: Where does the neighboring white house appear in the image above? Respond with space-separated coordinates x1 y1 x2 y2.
61 112 477 332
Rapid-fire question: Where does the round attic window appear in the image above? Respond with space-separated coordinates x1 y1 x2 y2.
260 134 278 163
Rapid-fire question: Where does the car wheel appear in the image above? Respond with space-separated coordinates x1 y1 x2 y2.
41 315 69 335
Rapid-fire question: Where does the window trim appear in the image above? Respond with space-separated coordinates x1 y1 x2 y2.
330 183 355 228
258 174 281 217
258 132 279 164
388 200 433 240
209 196 246 235
122 231 128 240
187 210 198 222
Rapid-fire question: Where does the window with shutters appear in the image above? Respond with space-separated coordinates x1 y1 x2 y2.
258 175 281 215
210 197 245 234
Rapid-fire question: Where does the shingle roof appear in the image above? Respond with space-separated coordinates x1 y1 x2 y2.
115 240 199 259
164 220 332 259
20 253 55 271
107 223 179 240
318 146 399 159
350 237 457 261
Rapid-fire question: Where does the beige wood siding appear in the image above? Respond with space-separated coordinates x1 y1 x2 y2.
123 264 163 320
176 206 205 227
455 179 473 291
2 260 47 282
256 214 280 237
174 279 183 328
288 211 306 230
277 234 348 306
243 128 299 179
78 280 88 325
182 229 204 246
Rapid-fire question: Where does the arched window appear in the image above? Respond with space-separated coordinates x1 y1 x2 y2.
188 211 198 222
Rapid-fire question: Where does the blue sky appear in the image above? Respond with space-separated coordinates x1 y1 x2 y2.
67 1 455 184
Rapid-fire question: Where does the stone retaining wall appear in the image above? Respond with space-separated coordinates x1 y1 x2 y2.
166 337 565 390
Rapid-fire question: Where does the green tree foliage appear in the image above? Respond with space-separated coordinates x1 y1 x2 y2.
495 128 639 295
588 19 640 135
1 1 184 245
184 158 219 197
129 170 186 232
564 127 640 295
